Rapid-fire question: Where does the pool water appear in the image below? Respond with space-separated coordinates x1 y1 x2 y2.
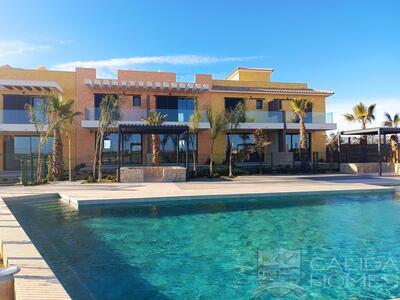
6 192 400 299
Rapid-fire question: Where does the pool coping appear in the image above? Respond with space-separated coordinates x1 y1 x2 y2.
59 186 396 208
0 185 396 299
0 194 71 300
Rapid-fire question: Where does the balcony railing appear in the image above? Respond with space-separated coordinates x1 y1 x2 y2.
84 107 334 125
84 107 208 122
0 109 48 124
245 111 284 123
285 112 334 124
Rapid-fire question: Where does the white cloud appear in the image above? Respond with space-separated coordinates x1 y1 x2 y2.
328 97 400 131
0 40 50 58
53 54 261 72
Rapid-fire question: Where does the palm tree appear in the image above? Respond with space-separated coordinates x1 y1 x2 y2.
343 102 376 129
141 111 166 165
254 129 270 175
189 105 201 176
343 102 376 144
46 94 81 181
290 99 312 168
225 102 246 177
93 95 121 181
206 106 227 177
382 112 400 128
25 100 48 183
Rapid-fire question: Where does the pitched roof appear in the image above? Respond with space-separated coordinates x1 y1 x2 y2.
211 85 334 96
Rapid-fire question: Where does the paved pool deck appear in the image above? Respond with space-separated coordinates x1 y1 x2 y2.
0 174 399 207
0 173 399 300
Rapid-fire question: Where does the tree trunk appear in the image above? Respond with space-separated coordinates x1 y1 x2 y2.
92 131 100 178
37 135 42 183
259 150 263 175
52 128 64 180
97 131 104 182
228 141 233 177
190 135 197 175
299 116 308 171
209 143 214 177
361 121 367 144
152 134 160 165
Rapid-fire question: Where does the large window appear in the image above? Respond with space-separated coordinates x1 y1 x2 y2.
3 136 53 170
285 133 311 161
94 94 118 120
159 133 197 164
225 98 244 111
2 95 46 124
226 134 261 163
100 133 142 165
155 96 195 122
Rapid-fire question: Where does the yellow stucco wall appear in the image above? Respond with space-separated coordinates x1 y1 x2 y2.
0 66 76 171
207 91 329 163
226 68 272 82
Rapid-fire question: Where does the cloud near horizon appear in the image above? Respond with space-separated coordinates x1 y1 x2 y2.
53 54 261 71
0 40 51 58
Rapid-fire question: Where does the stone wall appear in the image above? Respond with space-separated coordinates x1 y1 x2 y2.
340 163 400 174
120 166 187 182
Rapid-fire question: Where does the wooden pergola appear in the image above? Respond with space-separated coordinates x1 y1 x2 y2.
339 127 400 176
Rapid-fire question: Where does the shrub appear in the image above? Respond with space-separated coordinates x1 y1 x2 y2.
46 155 55 182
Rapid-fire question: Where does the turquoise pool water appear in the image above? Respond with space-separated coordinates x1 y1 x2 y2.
6 192 400 299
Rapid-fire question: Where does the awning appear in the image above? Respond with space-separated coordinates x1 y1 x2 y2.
0 79 63 93
340 127 400 136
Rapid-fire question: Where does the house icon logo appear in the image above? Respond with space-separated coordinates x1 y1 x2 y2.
255 248 305 298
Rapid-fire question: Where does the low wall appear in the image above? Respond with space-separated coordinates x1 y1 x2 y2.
120 166 187 183
272 152 293 166
340 163 400 174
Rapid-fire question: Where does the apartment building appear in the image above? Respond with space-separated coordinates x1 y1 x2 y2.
0 65 335 172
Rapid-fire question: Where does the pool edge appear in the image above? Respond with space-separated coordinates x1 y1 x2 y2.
0 194 71 300
64 186 395 207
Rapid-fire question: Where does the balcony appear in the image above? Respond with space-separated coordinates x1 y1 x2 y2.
82 107 336 131
285 112 336 130
82 107 209 128
0 109 48 132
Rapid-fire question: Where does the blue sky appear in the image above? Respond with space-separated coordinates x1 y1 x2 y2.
1 0 399 130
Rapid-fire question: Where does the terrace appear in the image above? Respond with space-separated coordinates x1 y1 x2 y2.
81 107 335 130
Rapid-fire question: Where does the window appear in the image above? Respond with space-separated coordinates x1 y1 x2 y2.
225 98 244 110
256 99 263 110
155 96 195 122
285 133 311 161
226 134 261 162
133 95 141 107
3 135 53 170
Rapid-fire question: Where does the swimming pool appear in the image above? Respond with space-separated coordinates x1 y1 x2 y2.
6 191 400 299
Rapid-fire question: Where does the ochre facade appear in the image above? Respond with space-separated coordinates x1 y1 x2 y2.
0 65 335 172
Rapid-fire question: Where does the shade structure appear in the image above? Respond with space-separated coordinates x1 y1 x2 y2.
117 123 190 181
339 127 400 176
119 123 189 134
340 127 400 136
